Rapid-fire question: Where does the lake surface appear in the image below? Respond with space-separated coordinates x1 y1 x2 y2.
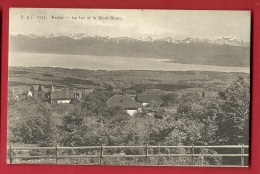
9 52 250 73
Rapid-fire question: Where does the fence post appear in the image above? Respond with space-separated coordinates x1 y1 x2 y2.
100 145 103 164
55 144 59 164
158 144 160 155
191 144 194 165
9 146 12 164
158 144 160 165
241 144 244 166
145 143 148 165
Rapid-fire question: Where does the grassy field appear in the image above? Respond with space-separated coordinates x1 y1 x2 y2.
8 66 249 97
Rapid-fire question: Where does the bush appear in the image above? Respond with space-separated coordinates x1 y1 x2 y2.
10 103 57 146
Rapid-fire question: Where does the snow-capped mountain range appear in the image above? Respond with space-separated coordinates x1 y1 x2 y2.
13 33 250 46
10 33 250 68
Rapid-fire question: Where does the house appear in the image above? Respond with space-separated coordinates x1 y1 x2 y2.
30 85 40 92
82 88 94 95
9 89 27 101
50 90 80 103
111 88 124 95
135 94 162 107
124 90 137 99
27 85 37 97
49 86 81 103
28 85 47 99
11 85 38 99
106 95 140 116
113 88 122 93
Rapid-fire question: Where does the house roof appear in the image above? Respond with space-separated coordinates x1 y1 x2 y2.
28 85 39 91
83 88 94 94
42 86 51 93
136 94 162 103
106 95 139 109
50 90 78 100
113 88 122 92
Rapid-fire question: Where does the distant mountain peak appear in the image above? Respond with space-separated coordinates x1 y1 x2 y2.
213 36 249 46
28 34 39 38
45 33 59 38
221 36 235 40
69 33 88 40
144 36 153 42
162 37 173 42
174 37 213 44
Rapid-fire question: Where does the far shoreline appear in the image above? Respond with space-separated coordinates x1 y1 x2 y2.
9 52 250 74
8 66 250 75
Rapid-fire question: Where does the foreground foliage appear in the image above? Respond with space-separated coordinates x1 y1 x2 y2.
8 77 250 165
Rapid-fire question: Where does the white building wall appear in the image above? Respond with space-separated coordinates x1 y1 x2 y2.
126 110 137 116
28 91 33 97
142 103 149 106
57 100 71 104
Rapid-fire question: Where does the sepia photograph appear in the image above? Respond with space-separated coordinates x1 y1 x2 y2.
7 8 250 166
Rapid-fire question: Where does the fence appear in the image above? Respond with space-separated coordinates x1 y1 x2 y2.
8 144 249 166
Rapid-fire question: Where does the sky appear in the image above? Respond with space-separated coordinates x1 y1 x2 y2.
10 8 251 41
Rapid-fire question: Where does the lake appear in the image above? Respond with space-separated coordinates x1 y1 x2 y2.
9 52 250 73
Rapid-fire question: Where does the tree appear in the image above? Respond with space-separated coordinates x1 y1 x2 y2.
106 85 113 92
146 117 187 146
38 84 42 92
30 86 35 91
202 91 205 98
213 77 250 145
81 88 109 116
161 93 178 106
10 103 57 146
60 105 131 147
176 92 204 118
